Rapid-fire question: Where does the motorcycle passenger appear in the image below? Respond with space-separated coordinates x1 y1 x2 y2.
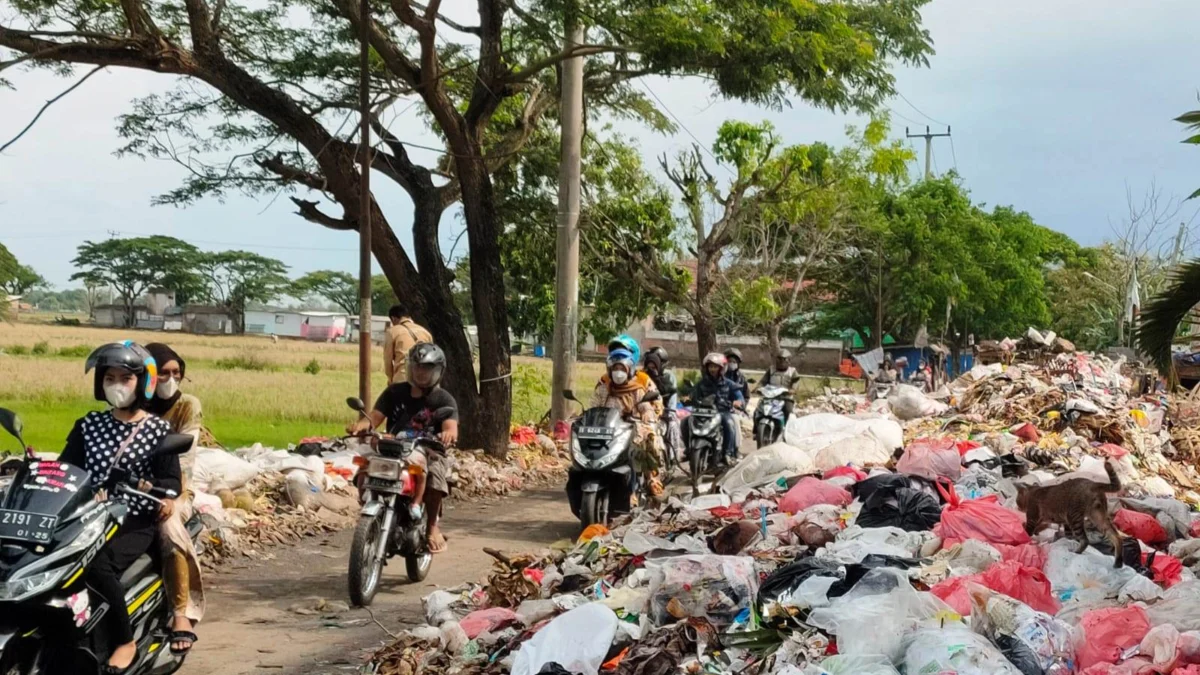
608 334 641 366
347 343 458 554
909 359 931 392
589 348 664 500
870 358 897 399
642 347 682 464
723 347 752 404
59 342 180 674
759 349 800 420
144 343 205 655
688 352 744 466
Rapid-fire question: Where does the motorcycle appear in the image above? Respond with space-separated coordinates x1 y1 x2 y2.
344 398 441 607
564 389 659 528
0 407 200 675
684 397 725 498
753 385 792 448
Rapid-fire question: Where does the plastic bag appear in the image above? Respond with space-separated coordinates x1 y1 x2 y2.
716 442 816 497
192 447 260 492
934 485 1030 548
779 476 852 514
968 584 1074 675
1044 539 1139 607
931 561 1058 616
888 384 950 420
808 568 959 662
1074 605 1151 671
1145 580 1200 631
511 604 618 675
823 466 868 483
855 486 942 532
821 525 928 563
996 543 1048 571
460 607 520 639
853 472 941 503
802 654 899 675
903 624 1022 675
758 557 845 614
1114 509 1169 545
782 414 901 470
647 555 757 626
1121 497 1192 540
1146 551 1184 587
897 437 963 482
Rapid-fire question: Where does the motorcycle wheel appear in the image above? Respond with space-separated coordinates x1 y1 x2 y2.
580 491 607 527
406 552 432 582
348 515 385 607
755 420 772 449
689 449 707 497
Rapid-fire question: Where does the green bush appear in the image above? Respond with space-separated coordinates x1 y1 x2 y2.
510 364 551 425
57 345 93 358
6 345 29 356
304 358 321 375
31 341 50 356
214 352 277 372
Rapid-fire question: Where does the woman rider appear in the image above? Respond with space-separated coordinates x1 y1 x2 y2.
145 343 205 655
59 342 180 674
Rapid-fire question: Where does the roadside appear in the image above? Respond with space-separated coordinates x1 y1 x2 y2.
181 488 576 674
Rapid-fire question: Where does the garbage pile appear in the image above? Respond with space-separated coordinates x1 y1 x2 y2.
367 346 1200 675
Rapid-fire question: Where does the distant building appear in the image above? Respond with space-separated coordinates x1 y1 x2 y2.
94 303 152 328
244 309 348 341
179 305 235 335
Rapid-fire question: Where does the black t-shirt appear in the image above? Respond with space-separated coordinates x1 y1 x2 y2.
373 383 458 436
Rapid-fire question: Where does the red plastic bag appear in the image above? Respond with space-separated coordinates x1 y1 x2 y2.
1098 443 1129 459
1115 509 1169 545
1012 422 1041 443
822 466 867 482
931 561 1058 616
934 484 1031 547
459 607 520 639
1075 605 1152 670
1146 552 1184 588
779 476 852 514
955 440 981 456
897 438 963 482
995 543 1048 570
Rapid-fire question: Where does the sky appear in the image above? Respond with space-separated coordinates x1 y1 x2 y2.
1 0 1199 288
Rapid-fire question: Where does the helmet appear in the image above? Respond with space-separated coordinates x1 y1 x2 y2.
607 334 641 366
407 342 446 389
85 341 158 406
702 352 728 378
723 347 743 363
606 348 635 373
645 346 669 366
777 349 792 361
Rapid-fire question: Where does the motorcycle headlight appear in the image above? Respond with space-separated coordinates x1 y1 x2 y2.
367 457 402 480
0 567 69 602
14 510 109 581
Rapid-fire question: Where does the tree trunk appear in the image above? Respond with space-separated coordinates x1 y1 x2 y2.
693 306 718 363
766 322 782 359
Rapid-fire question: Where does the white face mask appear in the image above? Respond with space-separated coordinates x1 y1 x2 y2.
104 382 136 409
728 362 739 372
611 370 629 385
156 377 179 399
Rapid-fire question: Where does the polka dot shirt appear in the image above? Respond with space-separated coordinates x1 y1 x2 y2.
76 411 172 519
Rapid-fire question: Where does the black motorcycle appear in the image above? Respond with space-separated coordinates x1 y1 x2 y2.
753 385 793 448
344 398 440 607
684 398 725 498
0 408 199 675
564 389 659 528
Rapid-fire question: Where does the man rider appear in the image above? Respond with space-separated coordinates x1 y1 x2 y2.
689 352 744 466
723 347 752 403
590 347 664 500
642 347 681 464
910 359 931 392
759 349 800 420
348 343 457 553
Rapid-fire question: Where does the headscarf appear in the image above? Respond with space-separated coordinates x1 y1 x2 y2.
145 342 185 416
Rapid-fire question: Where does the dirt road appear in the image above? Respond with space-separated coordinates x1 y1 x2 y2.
181 489 577 674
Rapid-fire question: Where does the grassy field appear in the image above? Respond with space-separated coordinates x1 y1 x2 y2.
0 320 604 452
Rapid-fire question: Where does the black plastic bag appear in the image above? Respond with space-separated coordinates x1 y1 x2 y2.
854 472 942 504
995 634 1045 675
757 558 846 611
538 664 580 675
856 486 942 532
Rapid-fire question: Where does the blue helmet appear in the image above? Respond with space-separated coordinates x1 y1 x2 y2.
607 334 640 365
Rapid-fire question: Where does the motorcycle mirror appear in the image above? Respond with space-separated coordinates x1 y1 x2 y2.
563 389 579 403
346 397 368 414
155 433 194 456
0 408 26 449
641 390 660 403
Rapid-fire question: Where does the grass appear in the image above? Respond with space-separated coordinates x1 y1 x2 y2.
0 320 606 452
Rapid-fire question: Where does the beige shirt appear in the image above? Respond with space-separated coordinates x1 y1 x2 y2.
383 318 434 383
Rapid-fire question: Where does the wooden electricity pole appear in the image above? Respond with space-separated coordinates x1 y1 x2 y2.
357 0 373 405
906 125 951 180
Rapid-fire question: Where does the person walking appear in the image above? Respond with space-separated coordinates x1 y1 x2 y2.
383 303 433 385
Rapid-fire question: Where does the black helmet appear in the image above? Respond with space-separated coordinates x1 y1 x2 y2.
645 346 669 366
407 342 446 389
723 347 743 363
85 341 158 406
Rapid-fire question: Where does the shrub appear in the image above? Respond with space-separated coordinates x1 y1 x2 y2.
304 358 321 375
215 352 276 372
31 341 50 356
6 345 29 356
57 345 93 358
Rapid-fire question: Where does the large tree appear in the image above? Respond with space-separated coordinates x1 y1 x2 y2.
70 236 200 326
198 250 290 333
1 264 49 297
0 0 931 451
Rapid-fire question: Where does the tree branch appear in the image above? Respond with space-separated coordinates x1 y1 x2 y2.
290 198 354 230
410 1 480 34
508 45 631 84
0 26 195 73
1 65 104 154
258 154 330 191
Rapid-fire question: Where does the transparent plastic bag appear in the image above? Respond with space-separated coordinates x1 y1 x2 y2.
646 555 757 626
968 584 1074 675
802 654 899 675
511 603 619 675
903 624 1021 675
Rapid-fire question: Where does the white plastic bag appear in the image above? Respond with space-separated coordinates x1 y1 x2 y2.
888 384 950 420
622 530 708 556
1145 579 1200 631
192 447 260 492
802 654 899 675
968 583 1074 675
716 442 816 497
781 414 903 470
1044 539 1138 608
903 625 1022 675
510 603 618 675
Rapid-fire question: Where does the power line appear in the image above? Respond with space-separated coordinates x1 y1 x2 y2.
885 106 923 127
905 125 951 180
896 91 948 126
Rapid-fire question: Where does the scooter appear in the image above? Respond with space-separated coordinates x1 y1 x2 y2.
0 407 201 675
753 385 792 448
684 397 725 498
563 390 659 528
344 398 440 607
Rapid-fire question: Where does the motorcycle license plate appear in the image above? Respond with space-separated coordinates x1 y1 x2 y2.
578 427 613 437
0 509 58 544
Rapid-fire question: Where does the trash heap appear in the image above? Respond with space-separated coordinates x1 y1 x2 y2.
190 428 567 566
368 347 1200 675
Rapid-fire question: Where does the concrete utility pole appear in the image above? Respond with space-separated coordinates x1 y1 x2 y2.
906 125 951 180
550 6 585 423
357 0 373 406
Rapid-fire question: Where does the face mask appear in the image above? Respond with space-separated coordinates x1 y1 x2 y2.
611 370 629 385
105 382 136 409
728 362 739 372
156 377 179 400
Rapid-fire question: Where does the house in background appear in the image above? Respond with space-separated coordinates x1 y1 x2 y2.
244 309 348 341
93 303 152 328
180 305 235 334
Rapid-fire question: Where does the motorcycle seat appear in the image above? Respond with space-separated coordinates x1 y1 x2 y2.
119 553 156 590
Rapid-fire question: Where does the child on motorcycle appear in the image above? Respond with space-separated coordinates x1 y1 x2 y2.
59 342 181 674
589 348 665 499
347 343 457 554
688 352 744 466
642 347 682 464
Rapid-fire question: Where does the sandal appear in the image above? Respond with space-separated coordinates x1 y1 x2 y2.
168 631 199 655
102 647 140 674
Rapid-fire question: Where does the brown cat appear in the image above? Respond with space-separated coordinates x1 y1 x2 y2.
1016 460 1124 568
